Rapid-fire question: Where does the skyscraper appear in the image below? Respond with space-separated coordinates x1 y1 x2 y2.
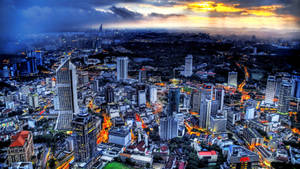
228 71 238 88
279 80 292 113
72 112 96 162
291 75 300 99
116 57 129 81
159 117 178 141
149 86 157 104
214 87 224 111
168 88 180 115
105 85 114 103
265 76 276 105
138 90 146 106
199 99 212 129
55 58 79 130
184 54 193 77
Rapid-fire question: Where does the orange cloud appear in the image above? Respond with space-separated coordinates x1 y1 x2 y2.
186 1 283 17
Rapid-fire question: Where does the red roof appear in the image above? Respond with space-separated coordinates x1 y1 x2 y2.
198 151 217 156
9 131 30 147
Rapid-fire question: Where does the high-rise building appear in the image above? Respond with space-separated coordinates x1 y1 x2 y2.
138 90 146 106
214 87 224 111
199 99 212 129
168 88 180 115
291 75 300 99
228 71 238 88
159 117 178 141
279 80 292 113
72 113 97 162
28 93 39 108
55 58 79 130
149 86 157 104
191 90 202 113
116 57 129 81
7 131 34 165
105 86 114 103
265 76 276 105
210 113 227 133
184 54 193 77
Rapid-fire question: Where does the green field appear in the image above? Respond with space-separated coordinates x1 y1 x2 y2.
103 162 131 169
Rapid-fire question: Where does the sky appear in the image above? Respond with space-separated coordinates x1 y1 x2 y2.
1 0 300 36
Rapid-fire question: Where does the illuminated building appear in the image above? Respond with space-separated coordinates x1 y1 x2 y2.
72 112 96 162
228 71 238 88
279 80 292 113
243 128 263 147
108 127 131 146
7 131 34 165
265 76 276 105
55 58 79 130
116 57 128 81
223 145 260 169
197 151 218 162
184 54 193 77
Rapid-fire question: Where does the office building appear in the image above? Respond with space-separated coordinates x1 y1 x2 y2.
7 131 34 165
28 93 39 108
55 58 79 130
184 54 193 77
279 80 292 113
291 75 300 99
199 99 212 129
105 85 114 103
159 117 178 141
214 87 224 111
149 86 157 104
191 90 202 113
265 76 276 105
228 71 238 88
72 113 97 162
116 57 129 81
108 127 131 146
138 90 146 106
168 88 180 115
210 113 227 133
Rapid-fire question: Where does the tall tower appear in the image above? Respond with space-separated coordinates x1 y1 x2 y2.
215 87 224 111
228 71 238 88
55 58 79 130
291 76 300 99
72 113 96 162
265 76 276 105
168 88 180 116
199 99 212 129
184 54 193 77
116 57 129 81
279 80 292 113
149 86 157 104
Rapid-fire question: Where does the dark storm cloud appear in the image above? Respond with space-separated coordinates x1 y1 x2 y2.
149 13 185 18
110 6 143 19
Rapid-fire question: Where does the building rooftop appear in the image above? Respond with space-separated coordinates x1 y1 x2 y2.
9 131 30 147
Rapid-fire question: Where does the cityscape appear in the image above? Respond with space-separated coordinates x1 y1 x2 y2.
1 1 300 169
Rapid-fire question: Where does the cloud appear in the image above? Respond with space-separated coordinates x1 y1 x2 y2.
149 12 185 18
109 6 143 19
